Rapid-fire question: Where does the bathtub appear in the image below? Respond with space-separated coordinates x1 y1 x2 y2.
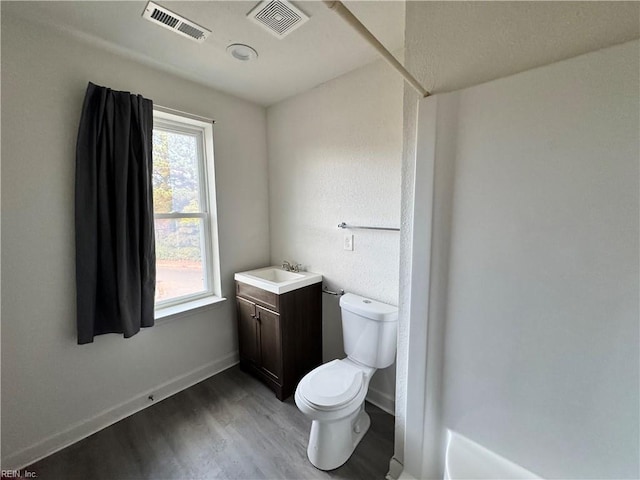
444 430 541 480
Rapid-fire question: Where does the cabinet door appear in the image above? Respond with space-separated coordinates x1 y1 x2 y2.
256 305 282 381
237 297 259 366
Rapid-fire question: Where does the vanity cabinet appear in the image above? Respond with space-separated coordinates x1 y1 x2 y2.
235 280 322 400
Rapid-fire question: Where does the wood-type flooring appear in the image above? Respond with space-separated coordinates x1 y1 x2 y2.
28 365 394 480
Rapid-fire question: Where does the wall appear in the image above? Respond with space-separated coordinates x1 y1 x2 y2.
441 39 639 479
1 14 270 468
399 38 640 480
266 58 403 413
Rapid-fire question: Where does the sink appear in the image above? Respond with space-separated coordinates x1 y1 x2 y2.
235 266 322 294
250 268 304 283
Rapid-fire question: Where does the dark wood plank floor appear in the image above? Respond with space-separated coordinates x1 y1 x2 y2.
28 366 394 480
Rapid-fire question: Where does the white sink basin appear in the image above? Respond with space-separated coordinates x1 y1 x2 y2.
250 268 304 283
235 266 322 294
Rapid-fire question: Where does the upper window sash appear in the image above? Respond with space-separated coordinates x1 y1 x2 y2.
152 122 207 216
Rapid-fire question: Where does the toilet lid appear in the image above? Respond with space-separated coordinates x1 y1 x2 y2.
300 360 364 409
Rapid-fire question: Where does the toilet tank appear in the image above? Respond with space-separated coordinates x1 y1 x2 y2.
339 293 398 368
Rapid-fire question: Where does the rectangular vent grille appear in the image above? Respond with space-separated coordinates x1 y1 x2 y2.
150 8 179 28
248 0 309 39
142 1 211 43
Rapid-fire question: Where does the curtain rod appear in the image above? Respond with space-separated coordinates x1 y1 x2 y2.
154 104 216 124
323 0 430 98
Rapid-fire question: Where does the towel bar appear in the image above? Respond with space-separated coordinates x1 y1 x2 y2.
337 222 399 232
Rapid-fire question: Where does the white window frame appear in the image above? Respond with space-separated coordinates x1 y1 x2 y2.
152 109 223 319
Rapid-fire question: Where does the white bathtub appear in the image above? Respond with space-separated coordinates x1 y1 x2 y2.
444 430 541 480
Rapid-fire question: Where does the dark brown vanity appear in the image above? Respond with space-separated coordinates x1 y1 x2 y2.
235 277 322 400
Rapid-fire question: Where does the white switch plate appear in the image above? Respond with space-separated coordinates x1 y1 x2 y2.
344 234 354 251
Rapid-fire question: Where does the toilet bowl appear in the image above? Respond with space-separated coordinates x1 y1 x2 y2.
295 293 398 470
295 358 375 470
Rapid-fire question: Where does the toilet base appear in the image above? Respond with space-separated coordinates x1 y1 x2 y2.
307 404 371 471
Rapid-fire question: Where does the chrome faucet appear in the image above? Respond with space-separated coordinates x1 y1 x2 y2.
282 261 300 272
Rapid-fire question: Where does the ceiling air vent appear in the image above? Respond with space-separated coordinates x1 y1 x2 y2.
247 0 309 39
142 1 211 43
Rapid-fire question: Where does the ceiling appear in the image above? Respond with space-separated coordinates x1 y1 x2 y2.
406 1 640 96
2 1 639 106
2 1 405 106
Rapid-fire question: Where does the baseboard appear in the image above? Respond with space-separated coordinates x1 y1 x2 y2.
386 458 422 480
366 386 395 416
3 352 239 470
387 456 405 480
397 471 419 480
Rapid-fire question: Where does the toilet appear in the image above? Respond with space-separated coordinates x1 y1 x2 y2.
295 293 398 470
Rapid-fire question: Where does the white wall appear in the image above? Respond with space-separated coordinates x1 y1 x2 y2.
266 58 404 413
399 40 639 479
1 14 270 468
442 40 639 479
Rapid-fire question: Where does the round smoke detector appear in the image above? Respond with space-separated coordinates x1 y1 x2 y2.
227 43 258 62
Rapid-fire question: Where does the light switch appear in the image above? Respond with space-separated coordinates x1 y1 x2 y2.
344 234 354 251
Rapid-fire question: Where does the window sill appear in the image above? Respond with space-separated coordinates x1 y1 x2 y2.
155 296 227 324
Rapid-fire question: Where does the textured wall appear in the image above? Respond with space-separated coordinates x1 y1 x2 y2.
1 14 269 466
398 3 640 477
266 58 403 411
440 40 639 479
399 33 640 480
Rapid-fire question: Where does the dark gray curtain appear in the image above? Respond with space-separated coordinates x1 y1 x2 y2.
75 82 155 345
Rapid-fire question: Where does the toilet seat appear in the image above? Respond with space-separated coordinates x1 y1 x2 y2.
298 360 364 410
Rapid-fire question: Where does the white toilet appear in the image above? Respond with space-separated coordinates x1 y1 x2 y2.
295 293 398 470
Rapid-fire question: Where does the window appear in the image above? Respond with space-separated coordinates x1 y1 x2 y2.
152 110 220 315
